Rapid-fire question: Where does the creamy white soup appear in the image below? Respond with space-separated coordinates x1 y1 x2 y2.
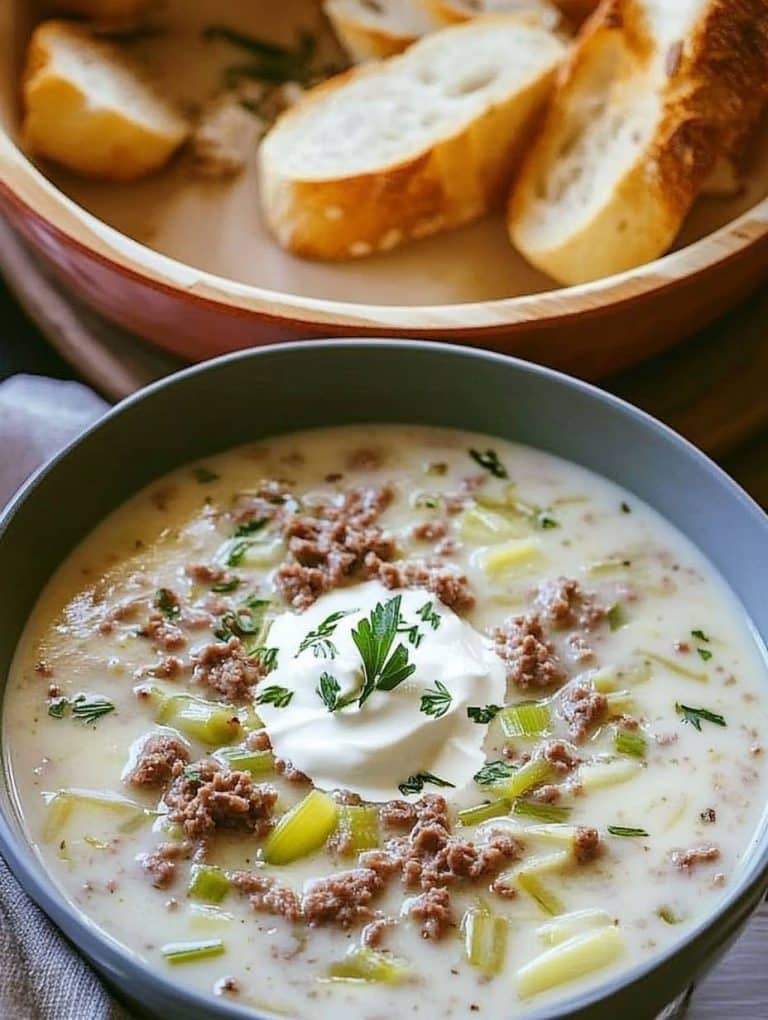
4 424 768 1018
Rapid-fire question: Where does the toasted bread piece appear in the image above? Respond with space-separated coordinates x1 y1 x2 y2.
424 0 563 31
259 15 565 260
324 0 442 61
22 20 189 181
45 0 152 17
509 0 768 285
552 0 598 22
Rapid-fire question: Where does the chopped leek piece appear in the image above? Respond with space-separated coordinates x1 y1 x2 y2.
187 865 230 904
264 790 338 865
579 760 642 791
157 694 242 746
499 702 551 739
614 728 647 759
587 557 633 576
517 925 623 998
42 788 149 842
213 745 274 775
514 800 571 823
592 669 618 694
458 799 512 827
536 909 613 946
604 690 635 714
83 836 111 850
161 939 225 965
328 946 411 984
516 872 565 916
481 539 541 578
236 705 264 732
638 650 708 683
492 759 554 800
336 805 379 853
189 903 235 929
460 506 526 544
463 902 508 977
607 603 628 631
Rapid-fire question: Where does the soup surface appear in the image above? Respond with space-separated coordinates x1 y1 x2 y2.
4 424 768 1018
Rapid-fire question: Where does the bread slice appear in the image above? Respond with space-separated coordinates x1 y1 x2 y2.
22 20 189 182
324 0 442 62
424 0 563 32
508 0 768 285
259 15 565 260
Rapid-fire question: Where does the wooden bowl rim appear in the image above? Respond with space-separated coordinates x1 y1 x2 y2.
2 128 767 334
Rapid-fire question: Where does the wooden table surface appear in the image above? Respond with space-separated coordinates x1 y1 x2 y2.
0 266 767 1018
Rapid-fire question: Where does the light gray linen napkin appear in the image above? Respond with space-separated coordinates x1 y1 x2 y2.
0 374 134 1020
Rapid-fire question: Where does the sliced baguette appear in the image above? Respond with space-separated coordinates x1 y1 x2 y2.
509 0 768 285
260 15 565 260
424 0 563 32
324 0 442 62
22 20 189 181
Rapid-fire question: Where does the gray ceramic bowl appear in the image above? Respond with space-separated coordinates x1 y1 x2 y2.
1 340 767 1020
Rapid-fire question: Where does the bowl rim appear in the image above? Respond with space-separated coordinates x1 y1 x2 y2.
1 129 767 334
1 338 768 1020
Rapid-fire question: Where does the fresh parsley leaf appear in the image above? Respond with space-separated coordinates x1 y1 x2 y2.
469 448 508 479
154 588 180 620
317 672 341 712
607 825 649 838
473 760 516 786
192 466 219 484
49 694 114 725
420 681 452 719
697 648 713 662
353 596 415 705
211 576 241 593
226 539 252 567
397 617 423 648
416 601 441 631
215 599 270 650
691 629 710 642
467 705 501 724
256 684 292 708
254 647 279 673
397 771 456 796
297 609 357 659
675 702 726 731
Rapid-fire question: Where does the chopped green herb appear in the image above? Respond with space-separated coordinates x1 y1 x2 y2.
426 462 448 476
49 694 115 726
467 705 501 724
697 648 713 662
416 601 441 630
397 616 423 648
183 766 202 783
352 596 416 706
205 24 321 87
607 826 649 838
297 609 357 659
620 501 632 513
253 647 279 673
691 629 710 642
225 539 252 567
657 906 681 925
537 513 559 530
469 448 508 479
675 703 726 731
420 681 453 719
234 518 267 538
192 466 219 484
317 672 341 713
154 587 180 619
398 771 455 796
473 760 516 786
607 603 628 632
210 576 241 594
215 598 270 652
256 685 292 708
413 493 441 510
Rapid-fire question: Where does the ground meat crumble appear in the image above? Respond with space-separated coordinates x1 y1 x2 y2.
493 614 566 692
559 684 608 742
406 887 455 940
671 845 721 871
138 840 192 888
191 636 265 702
164 759 277 839
371 557 475 614
535 577 607 631
126 734 190 788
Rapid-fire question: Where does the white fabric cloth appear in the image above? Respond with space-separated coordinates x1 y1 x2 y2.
0 375 135 1019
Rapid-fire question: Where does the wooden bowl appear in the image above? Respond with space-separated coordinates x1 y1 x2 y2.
1 0 767 378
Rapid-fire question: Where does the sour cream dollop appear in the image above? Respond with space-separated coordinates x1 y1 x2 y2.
257 580 506 801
